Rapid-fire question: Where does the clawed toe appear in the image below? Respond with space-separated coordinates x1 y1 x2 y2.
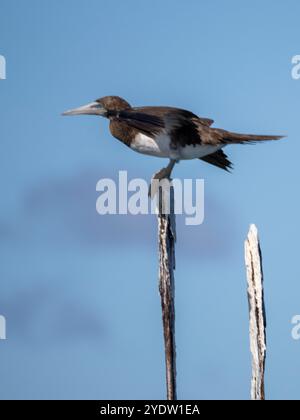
149 160 177 199
148 168 171 199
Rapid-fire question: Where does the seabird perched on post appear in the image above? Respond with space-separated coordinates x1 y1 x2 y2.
62 96 284 191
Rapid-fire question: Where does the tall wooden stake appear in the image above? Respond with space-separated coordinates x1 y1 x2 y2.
245 224 267 400
157 184 177 400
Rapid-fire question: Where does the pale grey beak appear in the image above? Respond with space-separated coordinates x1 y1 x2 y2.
62 101 106 116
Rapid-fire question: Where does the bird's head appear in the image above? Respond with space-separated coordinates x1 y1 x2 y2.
62 96 131 118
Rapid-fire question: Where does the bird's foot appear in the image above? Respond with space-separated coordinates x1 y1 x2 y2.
148 167 173 199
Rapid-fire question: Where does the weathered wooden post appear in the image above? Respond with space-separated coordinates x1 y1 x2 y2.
245 224 267 400
157 181 177 400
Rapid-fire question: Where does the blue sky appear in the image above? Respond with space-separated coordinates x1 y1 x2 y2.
0 0 300 400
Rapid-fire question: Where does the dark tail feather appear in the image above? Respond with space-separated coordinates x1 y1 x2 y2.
216 129 285 144
200 149 233 172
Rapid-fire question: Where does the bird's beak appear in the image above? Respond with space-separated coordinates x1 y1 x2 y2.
62 102 106 117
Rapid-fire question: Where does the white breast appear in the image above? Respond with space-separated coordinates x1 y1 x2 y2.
131 133 172 158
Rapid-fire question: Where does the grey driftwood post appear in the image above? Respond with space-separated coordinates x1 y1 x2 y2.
244 224 267 400
157 182 177 400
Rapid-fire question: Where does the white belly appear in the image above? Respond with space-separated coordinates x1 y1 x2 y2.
130 133 222 160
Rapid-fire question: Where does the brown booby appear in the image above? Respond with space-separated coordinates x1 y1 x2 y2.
62 96 283 186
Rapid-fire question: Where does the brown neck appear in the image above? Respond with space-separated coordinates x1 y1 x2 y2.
109 119 137 147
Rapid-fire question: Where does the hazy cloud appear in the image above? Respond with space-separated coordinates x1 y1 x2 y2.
1 167 237 259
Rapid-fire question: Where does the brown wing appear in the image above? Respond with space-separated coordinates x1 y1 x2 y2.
117 109 165 137
117 106 214 147
198 117 214 127
134 106 214 129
